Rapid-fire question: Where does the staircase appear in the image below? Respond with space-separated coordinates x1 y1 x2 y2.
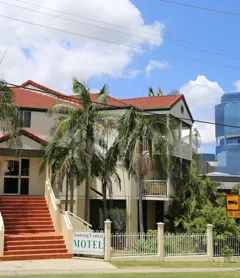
0 196 73 261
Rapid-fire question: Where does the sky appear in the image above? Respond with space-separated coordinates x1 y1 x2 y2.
0 0 240 153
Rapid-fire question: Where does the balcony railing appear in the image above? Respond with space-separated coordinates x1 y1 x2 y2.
143 138 192 160
142 180 167 197
174 141 192 160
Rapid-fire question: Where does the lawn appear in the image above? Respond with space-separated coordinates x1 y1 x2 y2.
111 261 240 268
1 273 240 278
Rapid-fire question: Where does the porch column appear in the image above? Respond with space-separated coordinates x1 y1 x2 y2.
179 120 182 160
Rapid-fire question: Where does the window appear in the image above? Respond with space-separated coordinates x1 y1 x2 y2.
20 111 31 128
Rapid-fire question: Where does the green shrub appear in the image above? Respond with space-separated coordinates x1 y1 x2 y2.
132 230 157 254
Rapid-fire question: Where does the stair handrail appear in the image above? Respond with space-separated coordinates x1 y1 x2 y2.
46 180 57 211
0 212 4 231
59 209 73 229
0 212 4 256
66 210 92 229
46 179 92 229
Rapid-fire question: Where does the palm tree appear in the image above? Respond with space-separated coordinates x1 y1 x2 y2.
40 132 88 213
148 86 163 97
148 86 155 97
157 87 163 96
109 110 174 233
48 78 110 222
0 80 21 149
100 151 121 222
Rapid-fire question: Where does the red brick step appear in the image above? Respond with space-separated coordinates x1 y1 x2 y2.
0 253 73 261
0 196 72 261
5 243 66 251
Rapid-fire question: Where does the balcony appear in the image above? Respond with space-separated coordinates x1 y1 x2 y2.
143 139 192 161
142 180 168 199
174 141 192 161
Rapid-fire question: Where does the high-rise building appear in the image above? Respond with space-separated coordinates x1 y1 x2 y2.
215 92 240 175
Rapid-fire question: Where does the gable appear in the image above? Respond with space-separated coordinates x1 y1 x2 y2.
170 98 193 125
0 130 46 150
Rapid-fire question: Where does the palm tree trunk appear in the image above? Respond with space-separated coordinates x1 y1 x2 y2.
139 137 144 234
103 181 107 223
70 175 74 213
138 175 144 234
65 172 69 211
84 175 90 222
84 139 92 223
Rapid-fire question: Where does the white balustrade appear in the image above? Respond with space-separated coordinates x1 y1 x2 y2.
143 180 167 197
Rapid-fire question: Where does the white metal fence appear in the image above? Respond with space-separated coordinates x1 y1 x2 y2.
214 236 240 257
164 233 207 256
111 232 158 257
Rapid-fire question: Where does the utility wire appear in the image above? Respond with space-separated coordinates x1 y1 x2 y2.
6 81 240 130
160 0 240 16
12 0 240 56
0 13 240 71
1 1 240 60
0 45 10 65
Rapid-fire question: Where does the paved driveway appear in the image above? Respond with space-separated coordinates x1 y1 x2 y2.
0 258 117 276
0 258 240 276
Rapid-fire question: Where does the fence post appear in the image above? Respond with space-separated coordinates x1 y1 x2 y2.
157 222 165 261
207 224 214 261
104 219 112 262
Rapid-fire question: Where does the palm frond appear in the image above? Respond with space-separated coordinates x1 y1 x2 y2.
148 86 155 97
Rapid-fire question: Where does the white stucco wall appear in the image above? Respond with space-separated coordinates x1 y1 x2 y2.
29 158 45 196
23 111 56 140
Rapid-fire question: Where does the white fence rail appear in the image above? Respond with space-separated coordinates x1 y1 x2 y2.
111 232 158 257
143 180 167 197
71 221 218 262
214 236 240 257
164 233 207 257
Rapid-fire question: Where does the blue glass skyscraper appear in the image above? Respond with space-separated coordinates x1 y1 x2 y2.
215 93 240 175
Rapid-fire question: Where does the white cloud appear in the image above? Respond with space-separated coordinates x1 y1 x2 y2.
234 80 240 91
0 0 165 93
145 60 170 77
180 75 224 146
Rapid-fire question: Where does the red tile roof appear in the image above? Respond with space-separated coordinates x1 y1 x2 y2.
0 129 47 146
121 95 183 109
70 93 128 107
12 80 192 120
21 80 128 108
121 94 193 121
22 80 66 98
10 87 80 110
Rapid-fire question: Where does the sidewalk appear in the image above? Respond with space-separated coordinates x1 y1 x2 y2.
0 258 240 276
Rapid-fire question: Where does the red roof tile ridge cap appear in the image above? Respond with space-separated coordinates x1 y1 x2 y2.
106 95 129 106
15 84 81 107
21 129 47 145
21 80 66 96
121 94 183 101
0 129 47 145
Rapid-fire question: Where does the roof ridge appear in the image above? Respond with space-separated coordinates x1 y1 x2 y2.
21 80 80 106
106 95 129 106
22 80 66 96
121 94 183 101
0 129 47 145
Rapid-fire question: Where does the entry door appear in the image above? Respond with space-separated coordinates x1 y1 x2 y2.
4 159 30 195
